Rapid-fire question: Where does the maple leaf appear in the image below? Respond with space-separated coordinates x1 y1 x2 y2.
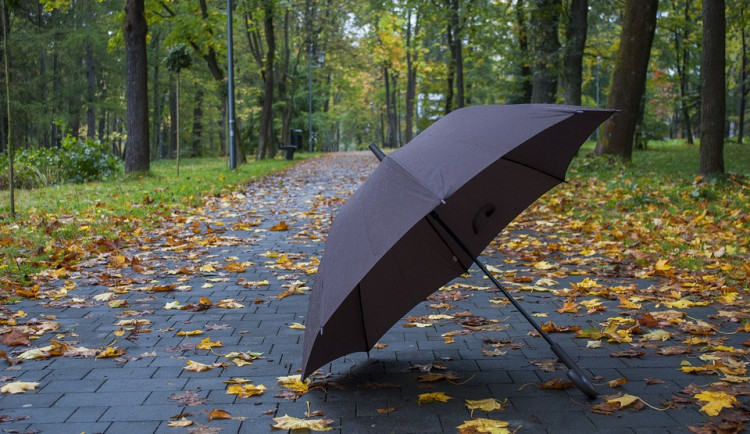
176 330 203 336
224 262 247 273
0 381 38 394
418 391 453 404
168 390 208 406
270 415 333 431
196 337 223 350
216 299 244 309
96 347 126 358
694 390 739 416
607 393 641 408
465 398 506 417
270 221 290 231
227 383 267 398
289 322 306 330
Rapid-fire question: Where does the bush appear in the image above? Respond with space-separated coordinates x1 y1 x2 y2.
0 136 122 189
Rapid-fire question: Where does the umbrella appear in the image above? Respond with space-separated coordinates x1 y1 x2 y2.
301 104 614 398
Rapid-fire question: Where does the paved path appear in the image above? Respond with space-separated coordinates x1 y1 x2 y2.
0 152 745 433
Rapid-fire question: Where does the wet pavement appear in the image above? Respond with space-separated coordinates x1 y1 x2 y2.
0 152 746 433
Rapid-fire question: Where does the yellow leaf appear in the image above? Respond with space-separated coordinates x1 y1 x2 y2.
694 391 739 416
168 417 193 427
200 264 217 273
465 398 505 416
607 394 640 408
196 337 223 350
289 322 306 330
164 301 181 310
270 221 290 231
176 330 203 336
227 383 266 398
642 329 672 341
224 262 247 273
608 377 628 388
270 415 333 431
654 259 672 271
532 261 555 270
418 392 453 404
457 418 510 434
94 292 115 302
96 347 125 358
0 381 39 394
277 375 310 394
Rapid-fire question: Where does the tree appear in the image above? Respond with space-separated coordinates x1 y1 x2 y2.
257 0 276 160
699 0 726 177
124 0 149 173
2 0 15 218
164 43 193 176
594 0 658 161
563 0 587 106
529 0 561 103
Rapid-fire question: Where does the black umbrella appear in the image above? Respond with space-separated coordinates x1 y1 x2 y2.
302 104 614 398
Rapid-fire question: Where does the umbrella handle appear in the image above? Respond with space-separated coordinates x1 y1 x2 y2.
368 143 386 162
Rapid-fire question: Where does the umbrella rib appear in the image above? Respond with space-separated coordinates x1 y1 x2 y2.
423 216 472 274
356 284 370 351
501 157 566 184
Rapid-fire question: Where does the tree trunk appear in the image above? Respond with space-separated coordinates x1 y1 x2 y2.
563 0 587 106
445 23 455 114
738 10 747 145
151 31 163 161
449 0 464 109
594 0 657 161
2 0 15 218
530 0 561 103
405 7 419 144
192 89 204 156
699 0 725 177
124 0 150 173
257 0 276 160
513 0 533 103
675 0 694 144
169 74 177 158
86 41 96 139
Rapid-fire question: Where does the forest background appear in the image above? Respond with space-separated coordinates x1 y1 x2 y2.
0 0 748 186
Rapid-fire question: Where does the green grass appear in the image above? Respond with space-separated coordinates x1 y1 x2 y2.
0 155 305 288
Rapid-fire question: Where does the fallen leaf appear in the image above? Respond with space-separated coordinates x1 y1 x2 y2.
1 329 31 346
418 392 453 404
457 418 511 434
289 322 306 330
607 393 641 408
196 337 223 350
608 377 628 388
270 221 290 231
0 381 38 394
694 390 739 416
270 415 333 431
176 330 204 336
168 417 193 427
207 409 233 421
226 383 267 398
465 398 506 417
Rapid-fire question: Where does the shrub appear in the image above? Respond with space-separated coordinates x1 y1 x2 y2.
0 136 122 189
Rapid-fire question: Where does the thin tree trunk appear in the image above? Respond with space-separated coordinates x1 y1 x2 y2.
445 23 455 114
449 0 464 109
405 7 419 144
169 75 177 158
176 73 180 176
192 89 203 156
699 0 725 177
738 9 747 144
86 42 96 139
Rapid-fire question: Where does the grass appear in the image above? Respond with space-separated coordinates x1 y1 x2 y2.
0 155 305 288
560 139 749 282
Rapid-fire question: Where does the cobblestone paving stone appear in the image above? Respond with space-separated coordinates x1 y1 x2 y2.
0 152 746 433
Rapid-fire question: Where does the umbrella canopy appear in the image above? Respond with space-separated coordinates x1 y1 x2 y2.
302 104 614 379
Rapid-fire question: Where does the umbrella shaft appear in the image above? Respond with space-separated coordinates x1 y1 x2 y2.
427 211 555 347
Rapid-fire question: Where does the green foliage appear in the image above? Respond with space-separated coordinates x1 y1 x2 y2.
0 136 122 188
164 43 193 73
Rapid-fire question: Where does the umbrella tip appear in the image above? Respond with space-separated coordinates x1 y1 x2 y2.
368 143 386 162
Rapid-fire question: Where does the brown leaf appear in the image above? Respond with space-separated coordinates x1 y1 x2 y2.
610 349 645 358
207 409 232 421
1 329 31 346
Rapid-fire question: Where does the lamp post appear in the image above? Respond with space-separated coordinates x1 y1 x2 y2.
227 0 236 169
308 42 313 153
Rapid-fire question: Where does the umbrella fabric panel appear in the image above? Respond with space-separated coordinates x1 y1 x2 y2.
503 108 614 180
432 158 560 259
392 105 580 200
315 156 443 321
